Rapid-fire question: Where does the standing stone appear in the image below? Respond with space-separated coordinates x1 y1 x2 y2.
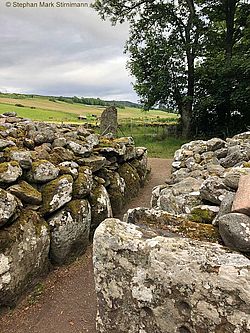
94 219 250 333
100 106 118 137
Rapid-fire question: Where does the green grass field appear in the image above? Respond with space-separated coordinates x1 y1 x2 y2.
0 94 184 157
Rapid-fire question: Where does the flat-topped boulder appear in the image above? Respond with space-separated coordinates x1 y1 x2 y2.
94 219 250 333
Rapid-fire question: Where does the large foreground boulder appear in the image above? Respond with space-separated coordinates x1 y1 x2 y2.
93 219 250 333
0 210 50 307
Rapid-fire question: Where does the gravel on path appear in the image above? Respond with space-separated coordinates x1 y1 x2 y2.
0 158 172 333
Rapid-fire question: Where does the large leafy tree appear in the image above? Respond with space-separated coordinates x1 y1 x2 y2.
93 0 207 138
193 0 250 137
93 0 249 138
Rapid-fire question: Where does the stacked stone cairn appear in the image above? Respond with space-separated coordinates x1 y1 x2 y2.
93 132 250 333
0 112 148 307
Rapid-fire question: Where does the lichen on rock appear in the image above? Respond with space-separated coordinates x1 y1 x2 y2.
41 175 73 215
93 219 250 333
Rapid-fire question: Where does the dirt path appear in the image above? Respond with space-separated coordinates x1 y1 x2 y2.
0 158 172 333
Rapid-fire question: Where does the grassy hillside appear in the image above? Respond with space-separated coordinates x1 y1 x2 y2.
0 95 178 123
0 93 184 157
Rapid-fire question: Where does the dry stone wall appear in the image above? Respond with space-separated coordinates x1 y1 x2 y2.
93 132 250 333
152 132 250 253
0 113 148 307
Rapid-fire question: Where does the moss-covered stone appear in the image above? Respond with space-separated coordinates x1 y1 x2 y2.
41 175 73 215
8 181 42 205
125 208 221 244
89 182 112 235
27 160 59 183
0 209 49 307
107 172 126 215
48 200 91 265
73 168 93 199
0 161 22 184
188 206 219 224
118 163 141 200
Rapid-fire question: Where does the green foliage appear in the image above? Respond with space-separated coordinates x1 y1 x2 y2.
93 0 250 138
119 123 185 158
193 0 250 137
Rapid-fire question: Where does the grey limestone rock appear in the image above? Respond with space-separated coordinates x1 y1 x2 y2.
0 139 15 150
9 150 32 169
200 176 232 205
78 155 106 172
94 219 250 333
8 181 42 205
100 106 118 136
27 160 59 183
157 178 203 215
89 183 112 234
0 161 22 184
48 199 91 265
223 167 250 190
218 212 250 252
212 192 235 226
42 175 73 215
0 210 50 306
73 167 93 199
0 189 20 227
67 141 90 156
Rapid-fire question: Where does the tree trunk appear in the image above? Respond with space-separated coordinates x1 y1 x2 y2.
181 100 193 138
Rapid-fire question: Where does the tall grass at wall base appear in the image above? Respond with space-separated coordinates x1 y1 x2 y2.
118 124 186 158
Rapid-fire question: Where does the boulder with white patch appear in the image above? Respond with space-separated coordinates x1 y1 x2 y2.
89 183 112 235
41 175 73 215
27 160 59 183
93 219 250 333
0 210 50 306
48 199 91 265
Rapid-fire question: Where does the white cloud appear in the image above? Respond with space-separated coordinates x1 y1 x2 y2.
0 0 138 102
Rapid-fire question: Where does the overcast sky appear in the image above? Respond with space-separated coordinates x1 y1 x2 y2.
0 0 139 102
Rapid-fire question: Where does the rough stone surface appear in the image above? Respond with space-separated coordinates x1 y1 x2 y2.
200 176 232 205
218 213 250 252
27 160 59 183
100 106 118 136
0 210 50 306
0 161 22 184
78 155 106 172
89 183 112 234
8 181 42 205
118 163 141 199
42 175 73 215
156 178 203 215
223 167 250 190
9 150 32 169
0 189 19 227
48 199 91 265
212 192 235 226
107 172 126 214
73 167 93 199
231 175 250 215
124 207 220 243
94 219 250 333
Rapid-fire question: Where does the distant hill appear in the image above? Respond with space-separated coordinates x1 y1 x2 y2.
0 92 142 109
